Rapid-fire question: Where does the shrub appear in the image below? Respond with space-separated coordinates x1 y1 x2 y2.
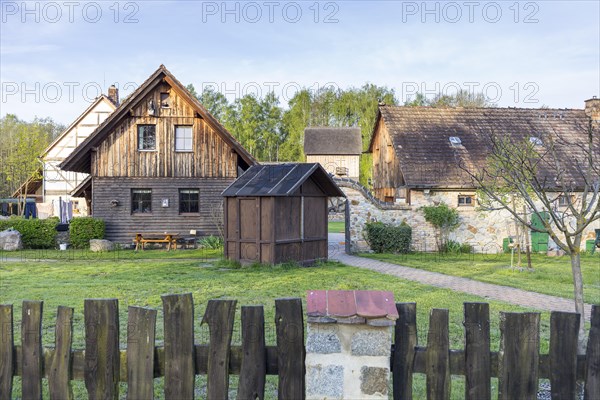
69 217 105 249
365 221 412 254
440 240 473 254
0 217 59 249
421 203 460 252
199 235 224 249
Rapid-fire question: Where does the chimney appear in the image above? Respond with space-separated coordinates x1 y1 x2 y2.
584 96 600 122
107 85 119 106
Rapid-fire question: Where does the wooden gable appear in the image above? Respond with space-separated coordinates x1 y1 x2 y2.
371 115 403 197
92 81 237 178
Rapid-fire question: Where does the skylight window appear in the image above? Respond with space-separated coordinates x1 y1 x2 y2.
449 136 462 146
529 136 543 146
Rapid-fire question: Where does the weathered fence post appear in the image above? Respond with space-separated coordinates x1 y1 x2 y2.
305 290 398 399
585 305 600 399
276 297 305 400
393 303 417 400
202 299 237 399
22 300 43 400
162 293 195 400
84 299 120 400
426 308 450 400
49 306 74 400
127 306 157 400
0 304 14 400
237 305 266 400
464 303 491 400
498 312 540 400
550 311 580 399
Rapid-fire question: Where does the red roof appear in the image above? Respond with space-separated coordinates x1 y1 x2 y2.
307 290 399 320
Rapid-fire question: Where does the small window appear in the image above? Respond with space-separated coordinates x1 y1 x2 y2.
529 136 543 146
449 136 462 146
175 126 193 152
557 194 573 207
160 92 170 108
132 189 152 213
384 196 395 203
179 189 199 213
138 125 156 150
458 194 474 206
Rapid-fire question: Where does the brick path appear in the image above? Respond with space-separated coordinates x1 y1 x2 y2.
329 250 594 321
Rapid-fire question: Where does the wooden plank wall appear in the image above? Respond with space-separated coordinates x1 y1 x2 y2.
371 119 404 201
93 177 230 243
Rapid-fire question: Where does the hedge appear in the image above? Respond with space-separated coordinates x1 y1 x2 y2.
364 221 412 254
0 217 59 249
69 217 105 249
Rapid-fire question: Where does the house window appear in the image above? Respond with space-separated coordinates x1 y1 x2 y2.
458 194 475 206
138 125 156 150
558 194 573 207
175 126 193 152
132 189 152 213
179 189 199 213
160 92 170 108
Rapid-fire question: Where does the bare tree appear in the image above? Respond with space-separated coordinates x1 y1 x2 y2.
462 119 600 351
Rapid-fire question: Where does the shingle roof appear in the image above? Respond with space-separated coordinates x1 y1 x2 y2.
221 163 345 197
369 106 598 189
304 127 362 155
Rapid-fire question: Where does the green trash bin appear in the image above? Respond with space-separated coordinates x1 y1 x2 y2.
503 237 513 253
587 240 596 254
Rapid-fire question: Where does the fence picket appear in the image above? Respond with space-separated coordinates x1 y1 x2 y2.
585 305 600 399
393 303 417 400
84 299 120 400
127 306 157 400
464 303 490 400
162 293 195 400
498 312 540 400
238 305 266 400
22 300 43 400
49 306 74 400
0 304 14 400
550 311 580 399
202 299 237 399
426 308 450 400
275 298 305 400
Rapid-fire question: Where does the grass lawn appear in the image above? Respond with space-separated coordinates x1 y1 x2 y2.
360 251 600 304
0 250 557 399
328 221 345 233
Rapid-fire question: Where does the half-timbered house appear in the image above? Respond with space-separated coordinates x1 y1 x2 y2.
60 65 256 243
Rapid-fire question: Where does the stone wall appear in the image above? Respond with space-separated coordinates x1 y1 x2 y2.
335 178 598 253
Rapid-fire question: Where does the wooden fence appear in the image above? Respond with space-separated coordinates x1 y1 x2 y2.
0 296 598 400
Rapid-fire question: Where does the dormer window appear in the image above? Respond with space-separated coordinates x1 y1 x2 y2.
449 136 462 146
529 136 543 146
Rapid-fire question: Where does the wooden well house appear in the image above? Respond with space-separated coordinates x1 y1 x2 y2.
222 163 345 265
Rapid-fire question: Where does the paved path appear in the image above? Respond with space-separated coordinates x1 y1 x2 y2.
328 236 593 321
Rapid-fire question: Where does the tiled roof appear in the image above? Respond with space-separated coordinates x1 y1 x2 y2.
370 106 597 188
307 290 398 324
304 127 363 155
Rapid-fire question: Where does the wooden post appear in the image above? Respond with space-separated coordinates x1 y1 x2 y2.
202 299 237 399
127 306 157 400
275 298 305 400
237 306 266 400
84 299 120 400
464 303 491 400
393 303 417 400
49 306 74 400
550 311 580 399
0 304 14 400
162 293 195 400
22 300 43 400
498 312 540 400
425 308 450 400
585 305 600 399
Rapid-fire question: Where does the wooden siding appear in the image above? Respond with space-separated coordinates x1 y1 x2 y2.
92 83 237 179
306 155 360 179
92 177 231 243
372 118 403 201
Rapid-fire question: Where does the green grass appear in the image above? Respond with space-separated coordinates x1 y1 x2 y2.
0 252 567 399
360 251 600 304
328 221 345 233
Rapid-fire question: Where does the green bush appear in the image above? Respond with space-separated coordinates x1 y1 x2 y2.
441 240 473 254
0 217 59 249
421 203 460 252
365 221 412 254
69 217 105 249
199 235 224 249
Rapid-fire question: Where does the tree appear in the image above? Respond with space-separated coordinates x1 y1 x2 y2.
421 202 460 252
405 90 493 108
463 120 600 351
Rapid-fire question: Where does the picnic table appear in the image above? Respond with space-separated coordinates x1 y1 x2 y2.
134 232 179 251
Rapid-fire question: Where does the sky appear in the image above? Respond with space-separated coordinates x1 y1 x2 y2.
1 0 599 125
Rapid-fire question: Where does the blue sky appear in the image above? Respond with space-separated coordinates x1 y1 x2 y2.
1 0 599 125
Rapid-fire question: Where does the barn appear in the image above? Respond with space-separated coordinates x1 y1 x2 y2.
222 163 345 265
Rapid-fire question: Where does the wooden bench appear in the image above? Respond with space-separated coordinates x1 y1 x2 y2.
134 233 178 251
